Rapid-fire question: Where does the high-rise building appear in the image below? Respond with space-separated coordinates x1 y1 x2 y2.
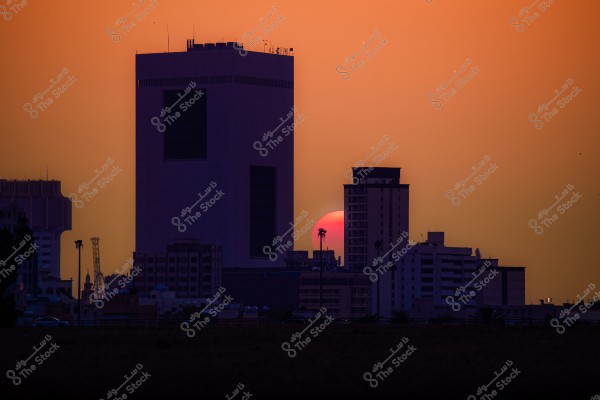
135 41 294 270
344 167 409 317
0 180 72 280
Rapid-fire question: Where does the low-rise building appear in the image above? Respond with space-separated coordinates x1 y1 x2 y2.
133 239 221 299
299 271 371 318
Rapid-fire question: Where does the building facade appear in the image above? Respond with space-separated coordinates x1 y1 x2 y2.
133 239 221 299
344 167 409 318
136 41 294 269
0 180 71 280
298 272 371 318
284 250 339 271
397 232 525 314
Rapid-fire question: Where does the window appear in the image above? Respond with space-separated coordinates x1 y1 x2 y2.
163 88 208 160
249 166 277 257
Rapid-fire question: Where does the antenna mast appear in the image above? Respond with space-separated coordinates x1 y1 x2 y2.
91 237 105 299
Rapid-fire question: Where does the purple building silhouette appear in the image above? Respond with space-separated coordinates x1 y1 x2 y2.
135 41 294 269
0 179 72 282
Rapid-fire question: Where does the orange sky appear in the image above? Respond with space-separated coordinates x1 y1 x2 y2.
1 0 599 304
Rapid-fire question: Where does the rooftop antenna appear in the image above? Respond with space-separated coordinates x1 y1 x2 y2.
46 165 48 180
167 23 170 52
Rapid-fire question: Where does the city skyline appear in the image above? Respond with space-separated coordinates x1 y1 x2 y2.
1 0 598 306
2 2 600 399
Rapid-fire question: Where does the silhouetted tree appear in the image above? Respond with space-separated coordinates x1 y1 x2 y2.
471 306 504 325
429 313 456 325
356 313 377 324
391 310 410 324
0 216 33 328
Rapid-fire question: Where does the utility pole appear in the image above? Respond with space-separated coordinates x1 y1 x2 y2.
74 240 83 328
318 228 327 310
375 240 382 322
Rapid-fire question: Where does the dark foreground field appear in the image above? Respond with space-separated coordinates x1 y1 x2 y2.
1 323 598 399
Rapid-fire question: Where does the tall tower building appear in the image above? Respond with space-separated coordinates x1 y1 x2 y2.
135 41 294 269
344 167 410 318
0 180 72 280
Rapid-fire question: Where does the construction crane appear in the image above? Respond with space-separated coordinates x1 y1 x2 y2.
90 237 105 299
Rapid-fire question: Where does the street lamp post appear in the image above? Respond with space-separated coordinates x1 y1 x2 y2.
375 240 383 322
74 240 83 328
318 228 327 310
